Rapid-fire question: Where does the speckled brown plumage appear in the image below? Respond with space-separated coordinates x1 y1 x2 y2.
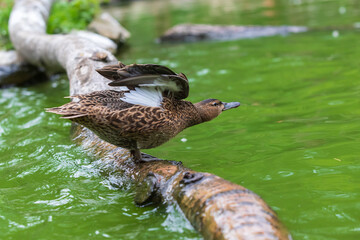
47 62 240 162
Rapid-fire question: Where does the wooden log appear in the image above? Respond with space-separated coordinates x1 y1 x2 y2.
9 0 291 239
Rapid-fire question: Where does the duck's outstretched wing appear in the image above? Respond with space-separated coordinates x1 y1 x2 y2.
96 62 189 100
96 62 175 80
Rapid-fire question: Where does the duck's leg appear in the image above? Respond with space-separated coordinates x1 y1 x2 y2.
131 149 142 163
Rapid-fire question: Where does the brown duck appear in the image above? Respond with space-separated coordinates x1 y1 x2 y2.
47 62 240 162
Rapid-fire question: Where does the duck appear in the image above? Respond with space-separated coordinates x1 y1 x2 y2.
46 62 240 162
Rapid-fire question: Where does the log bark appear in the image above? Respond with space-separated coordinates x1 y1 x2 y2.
9 1 291 239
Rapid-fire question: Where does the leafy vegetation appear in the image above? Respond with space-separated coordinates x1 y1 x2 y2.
0 0 101 50
47 0 100 34
0 0 13 50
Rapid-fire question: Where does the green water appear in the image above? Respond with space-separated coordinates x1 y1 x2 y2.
1 0 360 239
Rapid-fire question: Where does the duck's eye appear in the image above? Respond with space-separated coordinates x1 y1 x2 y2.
212 102 219 106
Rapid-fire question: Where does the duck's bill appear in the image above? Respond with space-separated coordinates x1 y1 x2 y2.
223 102 241 111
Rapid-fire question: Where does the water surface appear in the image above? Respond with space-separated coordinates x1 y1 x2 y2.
1 0 360 239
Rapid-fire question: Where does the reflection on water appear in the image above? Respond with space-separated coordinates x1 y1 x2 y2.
1 0 360 239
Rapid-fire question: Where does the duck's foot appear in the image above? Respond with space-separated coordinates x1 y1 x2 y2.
130 150 161 163
141 153 162 161
169 160 183 166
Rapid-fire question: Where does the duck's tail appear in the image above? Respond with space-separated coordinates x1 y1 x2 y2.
45 102 88 119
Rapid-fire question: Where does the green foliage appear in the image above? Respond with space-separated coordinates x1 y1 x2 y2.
0 0 101 50
0 0 13 50
47 0 100 34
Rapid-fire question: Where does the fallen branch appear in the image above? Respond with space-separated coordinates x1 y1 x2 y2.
0 50 45 86
9 0 291 239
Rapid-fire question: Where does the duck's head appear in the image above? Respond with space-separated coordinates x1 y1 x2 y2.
194 99 240 122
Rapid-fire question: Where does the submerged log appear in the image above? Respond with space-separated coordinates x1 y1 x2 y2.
159 24 308 43
9 0 291 239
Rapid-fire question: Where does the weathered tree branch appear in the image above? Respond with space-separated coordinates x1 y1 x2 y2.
0 50 45 86
9 0 291 239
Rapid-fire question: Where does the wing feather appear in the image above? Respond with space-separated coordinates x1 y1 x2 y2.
122 87 163 107
96 62 189 100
